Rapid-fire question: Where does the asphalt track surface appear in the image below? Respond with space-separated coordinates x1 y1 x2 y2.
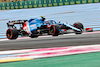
0 33 100 51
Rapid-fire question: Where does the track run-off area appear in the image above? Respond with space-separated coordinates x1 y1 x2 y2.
0 3 100 67
0 52 100 67
0 31 100 61
0 31 100 67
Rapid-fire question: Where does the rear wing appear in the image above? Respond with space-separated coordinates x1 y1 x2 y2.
7 20 27 28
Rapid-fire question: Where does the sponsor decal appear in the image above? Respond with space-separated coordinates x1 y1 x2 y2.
30 20 37 23
47 25 51 28
30 24 36 27
9 23 14 25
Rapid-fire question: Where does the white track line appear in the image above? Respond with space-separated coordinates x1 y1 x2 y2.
0 44 99 55
0 39 8 41
0 44 100 60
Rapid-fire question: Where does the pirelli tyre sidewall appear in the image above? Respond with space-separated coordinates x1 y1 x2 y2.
49 25 59 36
6 28 18 39
73 22 84 34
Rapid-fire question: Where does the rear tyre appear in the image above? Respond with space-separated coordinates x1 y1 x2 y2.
6 28 18 40
49 25 59 36
73 22 84 34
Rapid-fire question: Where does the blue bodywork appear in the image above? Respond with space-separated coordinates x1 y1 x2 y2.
27 18 57 34
27 17 81 34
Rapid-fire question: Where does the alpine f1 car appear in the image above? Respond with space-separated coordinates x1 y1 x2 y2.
6 17 84 40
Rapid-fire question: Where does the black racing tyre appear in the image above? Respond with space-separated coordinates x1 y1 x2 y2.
30 34 38 38
73 22 84 34
49 25 59 36
6 28 18 39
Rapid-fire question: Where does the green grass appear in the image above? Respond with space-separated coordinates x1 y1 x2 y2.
0 52 100 67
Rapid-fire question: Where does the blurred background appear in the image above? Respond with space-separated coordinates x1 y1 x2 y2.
0 0 31 3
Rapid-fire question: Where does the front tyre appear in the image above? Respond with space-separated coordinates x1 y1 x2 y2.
6 28 18 40
73 22 84 34
49 25 59 36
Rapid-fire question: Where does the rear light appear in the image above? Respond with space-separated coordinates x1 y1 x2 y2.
64 29 67 31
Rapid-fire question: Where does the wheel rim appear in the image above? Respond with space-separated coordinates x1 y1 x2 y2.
6 29 13 39
49 26 55 35
74 23 79 28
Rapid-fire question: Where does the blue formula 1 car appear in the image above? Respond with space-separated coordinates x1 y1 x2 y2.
6 17 84 40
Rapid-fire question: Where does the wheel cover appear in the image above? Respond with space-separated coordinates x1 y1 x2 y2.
49 26 56 35
6 29 13 39
74 23 79 28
